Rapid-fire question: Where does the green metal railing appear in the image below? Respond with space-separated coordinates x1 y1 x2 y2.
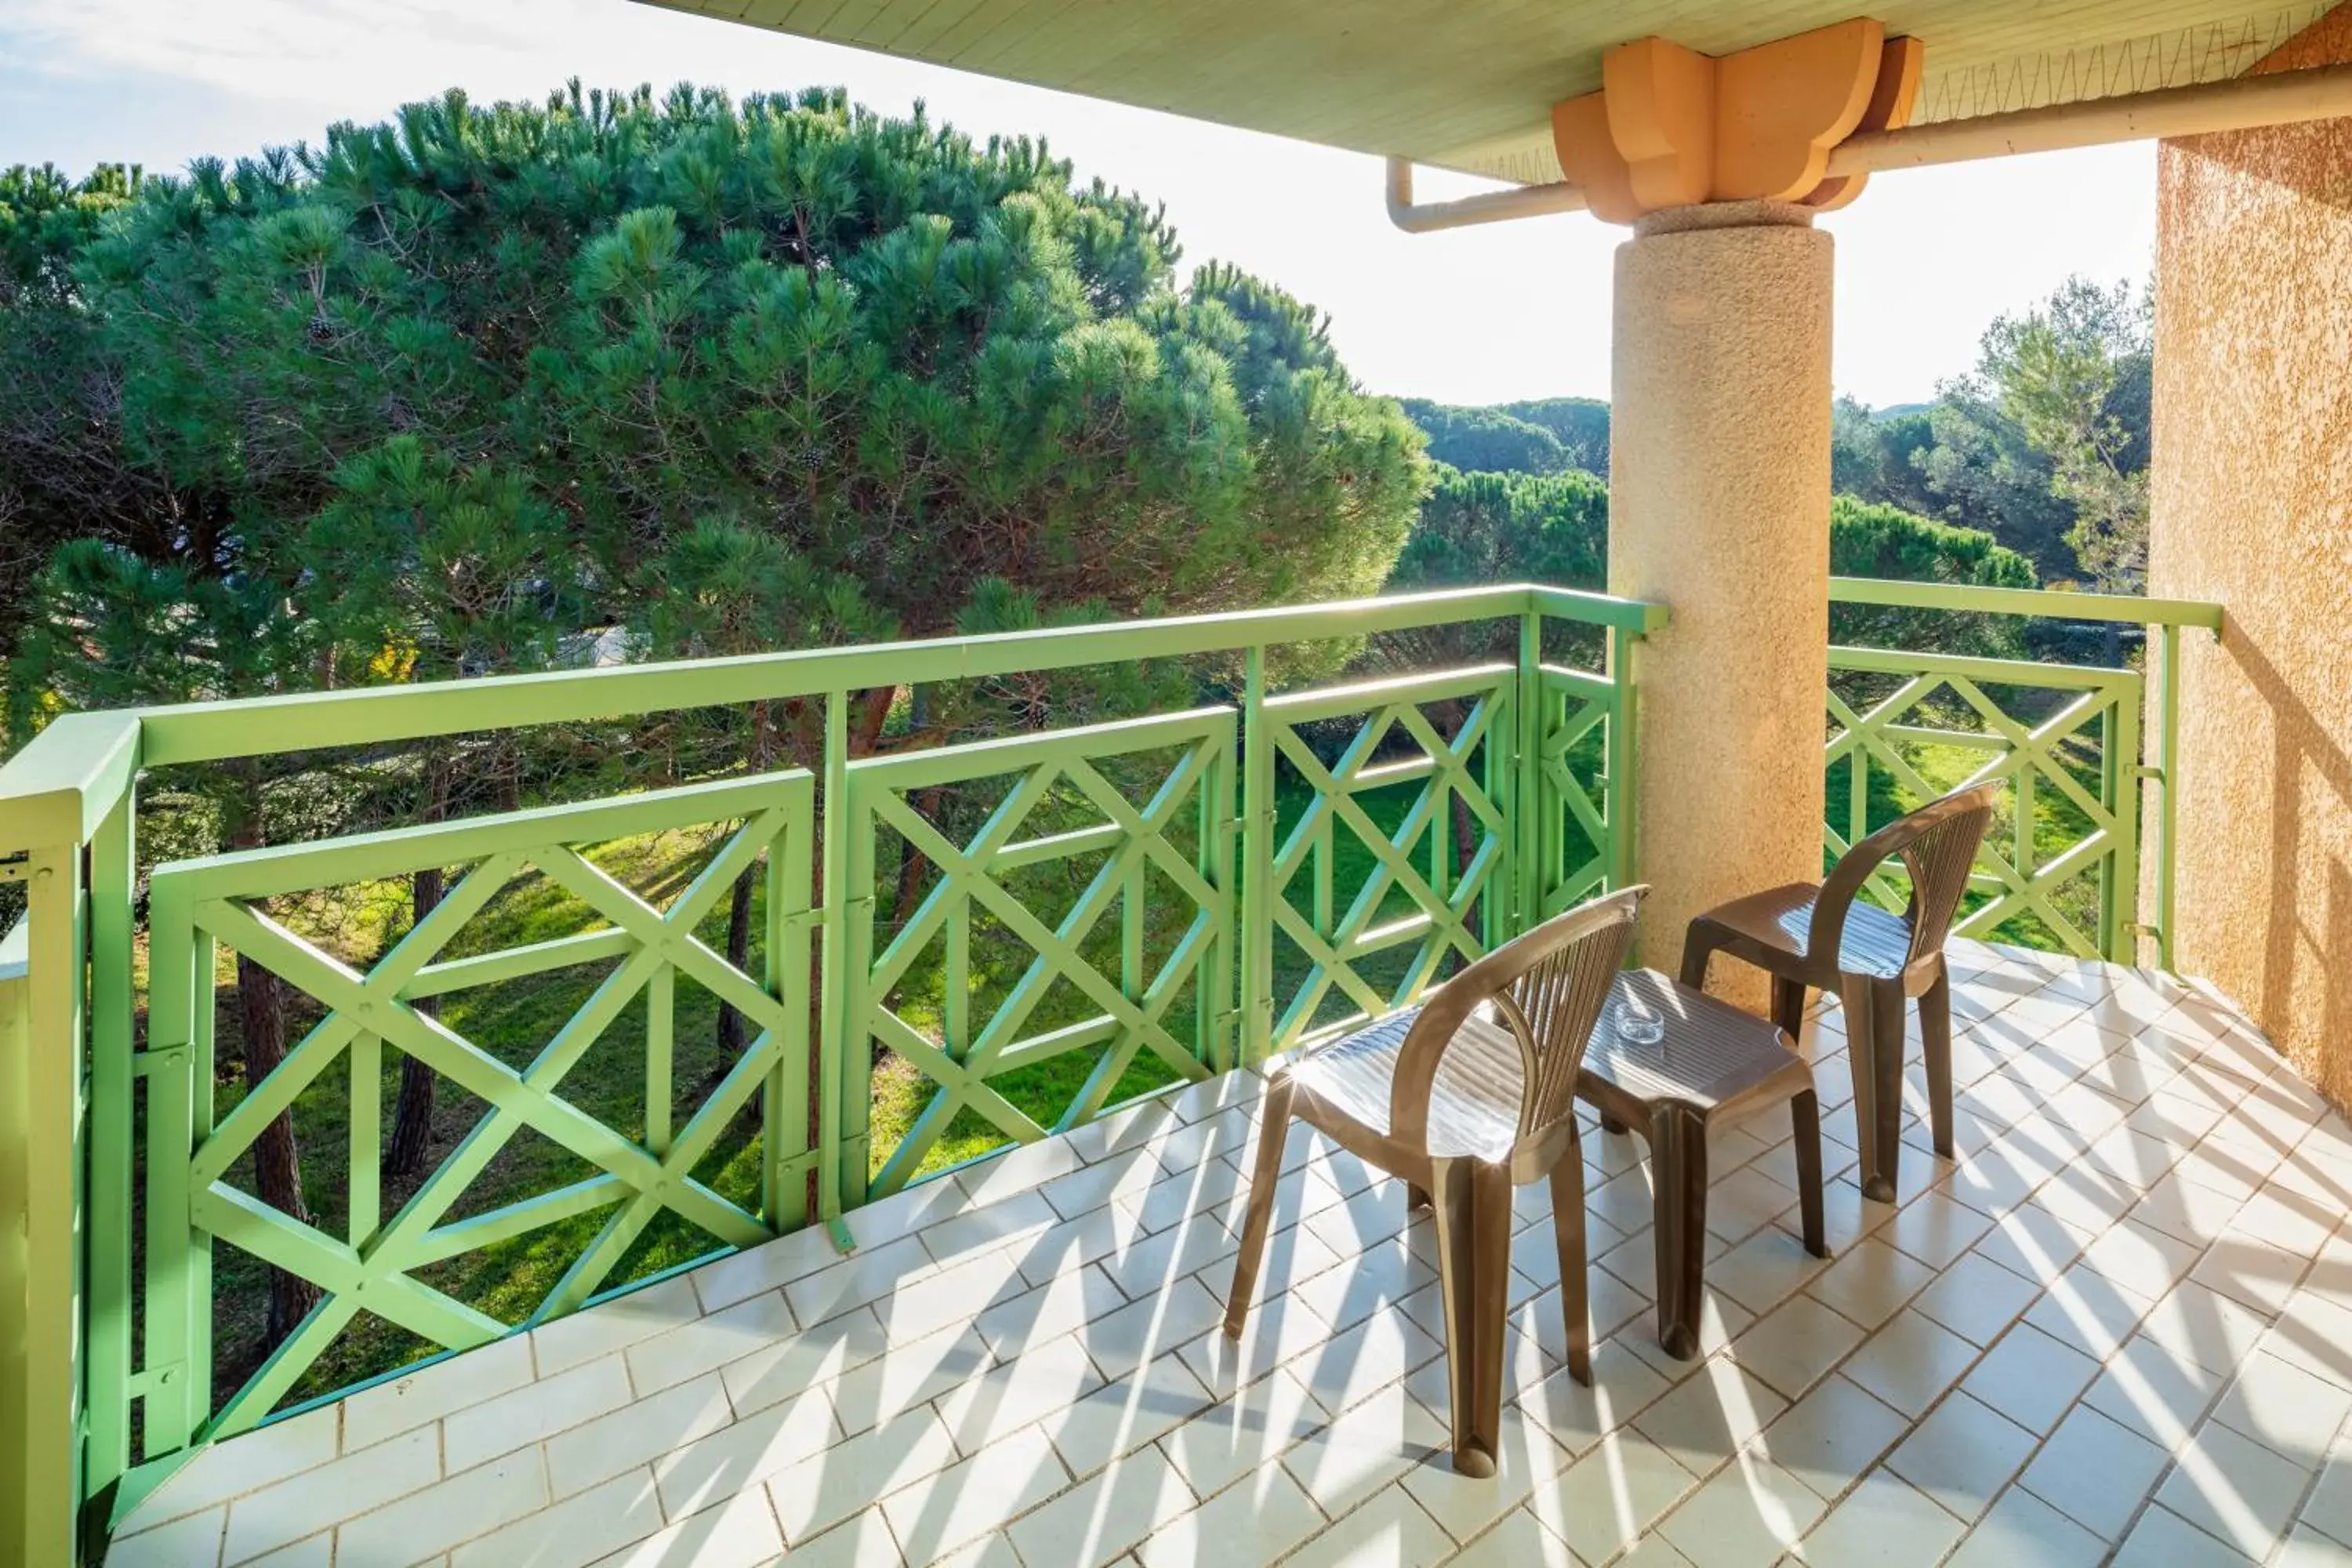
0 575 2223 1554
1824 579 2223 966
0 582 1657 1543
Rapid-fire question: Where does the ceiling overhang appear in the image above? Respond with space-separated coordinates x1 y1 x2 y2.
635 0 2340 182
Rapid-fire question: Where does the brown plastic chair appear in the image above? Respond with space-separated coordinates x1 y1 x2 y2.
1222 887 1644 1477
1679 782 1999 1205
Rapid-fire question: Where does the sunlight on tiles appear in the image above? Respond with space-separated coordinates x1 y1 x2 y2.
103 944 2352 1566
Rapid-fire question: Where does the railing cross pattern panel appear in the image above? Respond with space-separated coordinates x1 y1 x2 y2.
1825 649 2139 961
1536 674 1614 914
845 711 1229 1198
147 781 811 1442
874 775 1206 1084
1265 676 1508 1051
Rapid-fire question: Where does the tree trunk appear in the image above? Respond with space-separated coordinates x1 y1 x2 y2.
385 863 442 1178
718 865 755 1056
224 764 317 1347
238 953 319 1343
717 699 778 1055
387 755 454 1178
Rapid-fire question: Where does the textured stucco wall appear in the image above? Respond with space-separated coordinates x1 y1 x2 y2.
2154 9 2352 1102
1610 202 1834 1006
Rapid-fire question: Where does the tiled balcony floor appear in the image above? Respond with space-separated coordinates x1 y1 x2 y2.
114 942 2352 1568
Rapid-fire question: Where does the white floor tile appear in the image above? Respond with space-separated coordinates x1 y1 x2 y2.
1655 1450 1824 1568
2109 1504 2258 1568
1798 1468 1966 1566
1759 1374 1910 1500
2019 1405 2172 1541
1544 1428 1699 1566
1883 1394 2036 1521
2155 1420 2318 1560
104 957 2352 1568
1727 1295 1867 1401
1946 1486 2107 1568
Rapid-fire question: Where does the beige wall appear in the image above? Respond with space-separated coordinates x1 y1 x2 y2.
2154 9 2352 1102
1610 201 1834 1004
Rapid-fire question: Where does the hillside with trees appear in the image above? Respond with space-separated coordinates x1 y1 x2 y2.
1402 394 1610 478
1400 274 2151 601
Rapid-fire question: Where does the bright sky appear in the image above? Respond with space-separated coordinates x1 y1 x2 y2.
0 0 2159 408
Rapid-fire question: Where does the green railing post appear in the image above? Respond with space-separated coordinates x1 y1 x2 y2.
1239 645 1274 1067
2158 621 2183 970
818 691 861 1246
84 789 136 1508
1200 726 1239 1075
2 848 85 1568
2104 683 2143 965
1515 612 1543 936
136 873 201 1472
1605 624 1640 891
764 779 817 1233
1 910 45 1568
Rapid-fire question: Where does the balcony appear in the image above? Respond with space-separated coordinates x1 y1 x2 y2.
10 578 2343 1567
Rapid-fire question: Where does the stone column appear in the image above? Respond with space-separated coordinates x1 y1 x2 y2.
1609 200 1834 1007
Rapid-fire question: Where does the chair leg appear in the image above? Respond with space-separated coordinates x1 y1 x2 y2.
1548 1150 1592 1387
1845 977 1907 1204
1921 964 1955 1160
1790 1089 1828 1259
1222 1076 1295 1339
1648 1103 1709 1360
1771 976 1808 1047
1678 926 1721 992
1428 1158 1508 1477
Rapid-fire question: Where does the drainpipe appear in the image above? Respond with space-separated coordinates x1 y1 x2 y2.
1385 60 2352 233
1383 156 1585 231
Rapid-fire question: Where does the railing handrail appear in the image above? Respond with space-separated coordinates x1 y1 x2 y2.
122 583 1668 771
1826 642 2140 690
1828 576 2225 629
0 578 2226 826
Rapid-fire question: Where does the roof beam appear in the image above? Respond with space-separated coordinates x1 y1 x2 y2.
1389 59 2352 234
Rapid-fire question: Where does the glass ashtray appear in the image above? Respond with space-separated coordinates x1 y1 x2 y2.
1613 996 1666 1045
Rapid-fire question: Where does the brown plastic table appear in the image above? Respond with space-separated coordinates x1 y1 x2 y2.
1577 968 1828 1358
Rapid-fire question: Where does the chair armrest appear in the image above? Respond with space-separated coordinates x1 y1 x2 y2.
1806 846 1883 971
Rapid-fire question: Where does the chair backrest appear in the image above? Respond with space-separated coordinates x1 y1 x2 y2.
1389 887 1645 1150
1810 782 2001 970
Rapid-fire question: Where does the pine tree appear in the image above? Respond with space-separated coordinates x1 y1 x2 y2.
301 437 586 1174
2 83 1431 1356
